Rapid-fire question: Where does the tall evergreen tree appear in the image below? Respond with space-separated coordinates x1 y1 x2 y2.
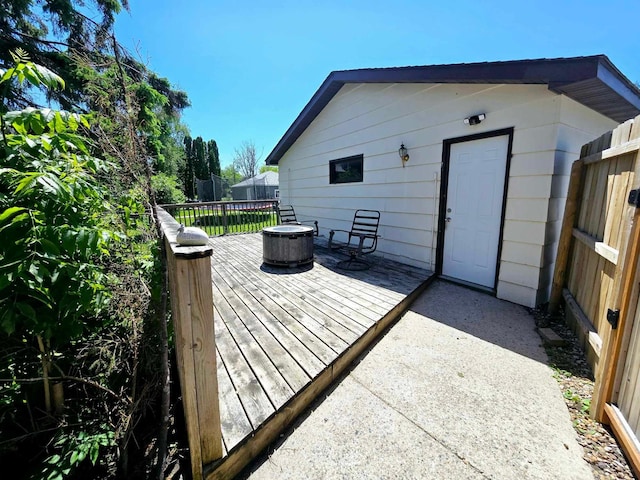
0 0 126 110
207 140 221 177
183 135 195 199
207 140 221 200
192 136 208 179
180 136 222 199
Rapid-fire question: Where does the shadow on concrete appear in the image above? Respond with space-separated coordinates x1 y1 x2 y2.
408 279 548 363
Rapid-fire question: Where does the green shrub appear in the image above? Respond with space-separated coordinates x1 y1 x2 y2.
151 172 186 204
0 50 119 344
0 50 122 479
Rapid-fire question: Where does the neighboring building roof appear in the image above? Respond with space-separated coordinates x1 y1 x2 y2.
266 55 640 165
231 170 279 188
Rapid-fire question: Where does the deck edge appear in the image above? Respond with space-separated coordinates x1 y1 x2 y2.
204 272 437 480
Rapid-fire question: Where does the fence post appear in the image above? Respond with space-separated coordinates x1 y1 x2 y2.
549 159 584 313
157 208 222 480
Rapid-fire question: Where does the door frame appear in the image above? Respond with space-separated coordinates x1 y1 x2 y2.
435 127 514 291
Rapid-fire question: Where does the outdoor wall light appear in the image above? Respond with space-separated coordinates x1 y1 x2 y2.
464 113 486 126
399 143 409 167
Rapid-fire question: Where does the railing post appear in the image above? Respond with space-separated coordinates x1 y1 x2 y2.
221 203 228 234
157 208 222 480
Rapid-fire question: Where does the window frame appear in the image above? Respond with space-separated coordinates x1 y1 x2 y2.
329 154 364 184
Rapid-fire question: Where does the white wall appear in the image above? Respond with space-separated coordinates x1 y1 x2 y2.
278 82 616 306
534 96 618 305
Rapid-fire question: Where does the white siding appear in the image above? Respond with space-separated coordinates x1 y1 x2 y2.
279 82 617 306
532 96 618 305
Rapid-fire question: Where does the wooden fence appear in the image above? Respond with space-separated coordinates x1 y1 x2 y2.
157 207 222 480
550 115 640 476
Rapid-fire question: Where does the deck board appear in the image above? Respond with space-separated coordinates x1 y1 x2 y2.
214 262 325 378
206 233 432 475
215 350 252 452
215 258 344 364
213 310 275 429
212 265 312 391
212 280 295 409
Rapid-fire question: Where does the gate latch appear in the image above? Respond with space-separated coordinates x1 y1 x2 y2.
607 308 620 330
628 189 640 207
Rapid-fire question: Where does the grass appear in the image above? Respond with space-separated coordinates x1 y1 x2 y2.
171 208 278 236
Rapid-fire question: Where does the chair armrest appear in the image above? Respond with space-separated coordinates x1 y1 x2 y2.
351 232 378 239
328 228 351 249
351 232 380 257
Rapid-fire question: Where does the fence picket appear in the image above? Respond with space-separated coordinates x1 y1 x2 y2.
550 114 640 476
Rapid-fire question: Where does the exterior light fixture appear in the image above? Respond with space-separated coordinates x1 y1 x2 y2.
399 143 409 167
464 113 486 126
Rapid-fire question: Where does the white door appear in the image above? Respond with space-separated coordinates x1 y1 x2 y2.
442 135 509 288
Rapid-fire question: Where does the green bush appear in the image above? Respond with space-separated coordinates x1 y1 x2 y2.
0 50 119 344
0 50 122 479
151 172 186 204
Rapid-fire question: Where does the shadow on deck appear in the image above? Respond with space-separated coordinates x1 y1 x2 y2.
205 233 434 479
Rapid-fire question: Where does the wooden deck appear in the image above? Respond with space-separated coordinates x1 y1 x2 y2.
206 233 433 478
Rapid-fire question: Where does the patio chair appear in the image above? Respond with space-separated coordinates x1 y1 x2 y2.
328 209 380 270
276 204 319 236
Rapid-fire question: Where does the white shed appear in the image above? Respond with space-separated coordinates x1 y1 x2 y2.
265 56 640 307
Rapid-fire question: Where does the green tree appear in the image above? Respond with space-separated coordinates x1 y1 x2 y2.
1 4 193 478
151 172 186 204
0 0 191 182
0 50 120 478
221 163 240 198
207 140 222 200
0 51 117 345
1 3 193 472
207 139 220 177
192 135 207 179
0 0 127 110
158 117 188 179
183 135 195 198
260 165 278 174
180 136 223 200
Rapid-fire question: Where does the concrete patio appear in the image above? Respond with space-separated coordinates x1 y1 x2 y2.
242 280 592 480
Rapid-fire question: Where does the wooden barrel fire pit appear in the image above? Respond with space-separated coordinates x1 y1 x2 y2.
262 225 314 267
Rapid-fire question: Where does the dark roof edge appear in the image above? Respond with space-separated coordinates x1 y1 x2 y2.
266 55 640 165
266 74 342 165
596 56 640 111
330 55 601 84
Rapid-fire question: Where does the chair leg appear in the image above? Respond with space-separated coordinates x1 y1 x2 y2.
328 230 336 249
337 249 371 271
356 236 366 257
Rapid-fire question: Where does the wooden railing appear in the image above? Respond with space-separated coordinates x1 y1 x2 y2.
161 199 279 236
157 207 221 480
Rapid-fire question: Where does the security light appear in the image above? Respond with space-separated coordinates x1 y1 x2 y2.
464 113 486 126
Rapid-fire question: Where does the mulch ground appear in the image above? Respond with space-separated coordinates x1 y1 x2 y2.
533 308 636 480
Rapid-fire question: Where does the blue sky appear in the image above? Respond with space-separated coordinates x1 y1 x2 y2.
112 0 640 167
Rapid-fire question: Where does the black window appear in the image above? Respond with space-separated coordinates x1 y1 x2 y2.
329 154 363 184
